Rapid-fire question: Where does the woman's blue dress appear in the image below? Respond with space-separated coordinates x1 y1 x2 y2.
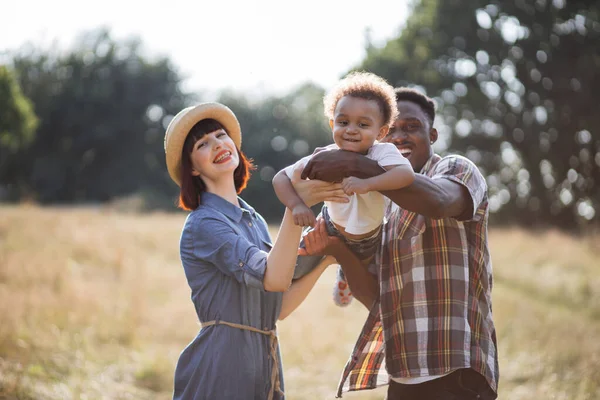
173 192 284 400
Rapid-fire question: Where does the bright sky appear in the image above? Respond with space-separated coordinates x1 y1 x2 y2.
1 0 410 97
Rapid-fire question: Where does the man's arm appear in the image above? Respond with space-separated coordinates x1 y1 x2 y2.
299 219 379 309
302 150 471 219
382 174 471 220
332 245 379 310
301 149 374 181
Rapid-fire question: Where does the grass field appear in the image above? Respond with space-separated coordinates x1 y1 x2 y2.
1 205 599 399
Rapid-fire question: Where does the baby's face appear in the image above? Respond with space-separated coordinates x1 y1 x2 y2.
330 96 387 155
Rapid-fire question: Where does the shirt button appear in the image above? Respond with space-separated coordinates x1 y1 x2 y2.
248 222 253 227
239 262 243 267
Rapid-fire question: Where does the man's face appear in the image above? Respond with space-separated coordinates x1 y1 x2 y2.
381 100 437 172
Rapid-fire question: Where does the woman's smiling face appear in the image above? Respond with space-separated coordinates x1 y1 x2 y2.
189 128 239 184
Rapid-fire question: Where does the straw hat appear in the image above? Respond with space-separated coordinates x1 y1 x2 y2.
164 102 242 186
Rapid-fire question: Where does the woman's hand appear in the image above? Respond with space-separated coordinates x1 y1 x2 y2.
290 164 348 207
298 218 345 258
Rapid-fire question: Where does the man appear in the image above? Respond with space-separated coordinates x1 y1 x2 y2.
296 88 499 399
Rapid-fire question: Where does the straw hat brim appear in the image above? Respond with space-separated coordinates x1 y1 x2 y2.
164 103 242 186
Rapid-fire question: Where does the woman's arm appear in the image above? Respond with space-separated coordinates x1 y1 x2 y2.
264 164 351 292
278 256 336 320
263 208 303 292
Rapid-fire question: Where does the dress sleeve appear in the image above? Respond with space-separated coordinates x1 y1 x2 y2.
190 216 269 289
370 143 411 168
431 155 487 221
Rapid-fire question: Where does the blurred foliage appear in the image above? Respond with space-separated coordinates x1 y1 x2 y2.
358 0 599 230
0 65 38 200
1 1 599 230
4 28 189 205
0 28 332 219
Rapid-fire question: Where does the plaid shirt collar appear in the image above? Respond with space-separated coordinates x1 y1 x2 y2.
417 153 439 175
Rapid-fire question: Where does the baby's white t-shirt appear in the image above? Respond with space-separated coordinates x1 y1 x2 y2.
284 142 410 235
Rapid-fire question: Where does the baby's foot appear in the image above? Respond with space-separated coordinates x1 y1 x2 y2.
332 265 353 307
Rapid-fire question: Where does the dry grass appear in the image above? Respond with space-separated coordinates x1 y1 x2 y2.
0 205 599 399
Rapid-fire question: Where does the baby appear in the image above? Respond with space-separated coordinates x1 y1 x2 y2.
273 72 414 306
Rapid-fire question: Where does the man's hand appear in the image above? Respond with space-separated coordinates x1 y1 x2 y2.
292 204 316 227
301 149 366 182
291 164 349 207
342 177 370 195
298 218 345 257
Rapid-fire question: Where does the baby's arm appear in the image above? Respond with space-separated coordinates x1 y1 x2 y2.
342 164 415 195
273 167 316 227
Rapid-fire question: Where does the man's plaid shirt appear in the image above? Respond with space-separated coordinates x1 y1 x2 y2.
336 154 499 397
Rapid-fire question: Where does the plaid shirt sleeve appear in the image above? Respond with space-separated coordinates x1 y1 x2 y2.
431 155 487 221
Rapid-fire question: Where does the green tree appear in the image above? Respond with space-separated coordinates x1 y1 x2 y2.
3 27 333 218
358 0 600 230
0 65 39 200
8 28 190 205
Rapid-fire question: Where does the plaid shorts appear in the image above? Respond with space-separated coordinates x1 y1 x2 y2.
321 206 382 264
293 206 382 279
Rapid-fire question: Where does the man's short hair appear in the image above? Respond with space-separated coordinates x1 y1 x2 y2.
394 88 436 127
323 72 398 127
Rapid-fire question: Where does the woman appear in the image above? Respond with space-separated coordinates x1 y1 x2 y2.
164 103 345 400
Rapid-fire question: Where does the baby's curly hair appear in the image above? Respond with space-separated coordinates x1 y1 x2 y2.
323 71 398 127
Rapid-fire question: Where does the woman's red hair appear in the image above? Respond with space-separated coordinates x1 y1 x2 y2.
177 119 255 211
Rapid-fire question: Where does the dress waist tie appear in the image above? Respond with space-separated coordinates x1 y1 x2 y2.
201 320 283 400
